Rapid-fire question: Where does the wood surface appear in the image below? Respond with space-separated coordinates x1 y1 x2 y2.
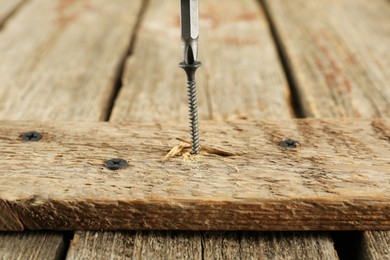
203 232 337 260
67 231 338 260
0 0 142 121
0 0 26 28
107 0 334 258
264 0 390 257
360 231 390 260
67 231 201 260
264 0 390 118
0 119 389 231
0 232 66 260
0 0 387 257
111 0 292 121
0 0 144 257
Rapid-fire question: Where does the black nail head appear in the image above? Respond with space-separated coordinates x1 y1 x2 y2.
20 131 43 142
279 139 300 148
105 158 128 170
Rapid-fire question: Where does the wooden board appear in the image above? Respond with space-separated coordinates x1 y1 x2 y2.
111 0 292 122
264 0 390 118
67 231 201 260
67 231 338 260
264 0 390 257
0 232 66 260
1 119 389 231
93 0 335 257
0 0 143 121
0 0 26 28
360 231 390 259
0 0 143 256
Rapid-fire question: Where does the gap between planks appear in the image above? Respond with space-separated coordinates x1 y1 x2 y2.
0 119 389 231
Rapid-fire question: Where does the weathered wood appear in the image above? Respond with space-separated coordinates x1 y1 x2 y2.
360 231 390 260
204 232 338 259
66 232 137 260
264 0 390 117
0 201 23 231
111 0 292 122
0 0 143 121
0 119 389 231
0 232 65 260
264 0 390 256
0 0 144 256
0 0 26 27
77 0 333 257
68 231 338 259
68 231 202 260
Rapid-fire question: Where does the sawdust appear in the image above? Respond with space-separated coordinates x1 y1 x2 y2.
162 138 238 162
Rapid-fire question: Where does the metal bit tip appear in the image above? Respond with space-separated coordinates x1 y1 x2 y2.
180 0 199 64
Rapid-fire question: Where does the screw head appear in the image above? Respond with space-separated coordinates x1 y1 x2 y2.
20 131 43 142
279 139 300 148
105 158 128 170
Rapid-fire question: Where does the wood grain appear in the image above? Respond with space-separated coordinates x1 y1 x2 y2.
111 0 292 122
0 0 143 121
68 231 338 260
203 232 337 259
360 231 390 260
0 0 26 28
0 0 143 256
68 231 202 260
108 0 334 257
0 119 389 231
66 232 137 260
264 0 390 256
264 0 390 117
0 232 65 260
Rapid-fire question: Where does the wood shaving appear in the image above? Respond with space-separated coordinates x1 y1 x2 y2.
176 138 238 157
161 142 190 162
162 138 238 162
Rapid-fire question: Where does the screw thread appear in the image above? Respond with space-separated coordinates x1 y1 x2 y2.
187 79 200 154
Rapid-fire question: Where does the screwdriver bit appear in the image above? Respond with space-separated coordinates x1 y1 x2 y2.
179 0 201 154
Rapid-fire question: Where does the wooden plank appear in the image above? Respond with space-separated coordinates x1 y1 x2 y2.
264 0 390 256
0 0 26 27
264 0 390 117
0 232 66 260
111 0 292 121
0 0 143 121
360 231 390 259
67 231 202 259
0 0 144 257
0 201 23 231
108 0 336 257
68 231 338 259
204 232 337 259
0 119 389 231
66 232 137 259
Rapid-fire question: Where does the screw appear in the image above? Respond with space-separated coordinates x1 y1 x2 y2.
105 158 128 170
20 131 43 142
180 0 201 155
279 139 300 148
180 62 201 154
